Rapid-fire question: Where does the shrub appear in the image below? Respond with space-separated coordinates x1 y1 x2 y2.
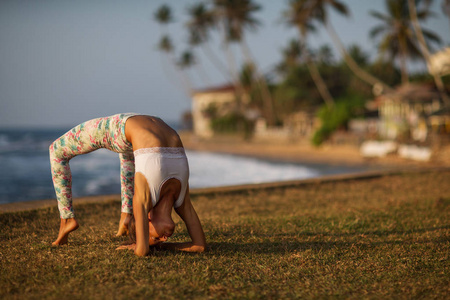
312 95 365 146
210 112 253 136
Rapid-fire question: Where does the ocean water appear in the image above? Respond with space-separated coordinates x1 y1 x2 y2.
0 128 367 204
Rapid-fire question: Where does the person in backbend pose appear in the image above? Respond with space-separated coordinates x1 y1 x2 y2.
49 113 206 256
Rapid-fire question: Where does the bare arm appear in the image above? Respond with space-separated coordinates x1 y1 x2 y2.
132 173 152 256
166 188 206 252
133 202 148 256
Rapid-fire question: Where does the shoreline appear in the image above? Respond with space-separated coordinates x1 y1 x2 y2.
2 132 448 213
179 131 448 169
2 167 448 214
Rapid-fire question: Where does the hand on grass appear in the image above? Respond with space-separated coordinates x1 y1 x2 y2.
157 242 206 253
116 243 136 251
116 242 205 253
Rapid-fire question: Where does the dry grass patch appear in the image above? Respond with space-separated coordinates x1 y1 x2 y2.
1 170 449 299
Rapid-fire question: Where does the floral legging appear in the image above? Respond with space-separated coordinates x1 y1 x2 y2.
49 113 137 219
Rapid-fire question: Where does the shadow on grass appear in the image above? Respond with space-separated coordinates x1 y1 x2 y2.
298 225 450 238
204 224 450 255
204 234 450 255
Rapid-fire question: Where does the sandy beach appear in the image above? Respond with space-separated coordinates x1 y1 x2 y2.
179 132 450 168
1 132 449 214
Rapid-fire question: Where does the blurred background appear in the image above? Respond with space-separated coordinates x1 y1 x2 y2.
0 0 449 203
0 0 448 128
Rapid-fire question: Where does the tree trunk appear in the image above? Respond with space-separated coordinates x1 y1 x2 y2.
220 28 246 118
172 54 194 97
180 69 195 96
408 0 450 106
300 41 334 108
305 59 335 108
399 36 409 85
160 52 193 98
157 24 193 97
443 0 450 30
193 59 211 87
325 21 393 94
201 42 231 82
240 39 276 126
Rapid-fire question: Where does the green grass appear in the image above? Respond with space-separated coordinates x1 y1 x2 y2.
1 170 449 299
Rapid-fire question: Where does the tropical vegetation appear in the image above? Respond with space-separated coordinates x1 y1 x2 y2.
153 0 449 144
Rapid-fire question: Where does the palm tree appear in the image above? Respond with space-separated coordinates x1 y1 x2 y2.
346 44 370 67
157 35 177 79
212 0 276 125
213 0 260 49
283 39 303 64
210 0 243 86
370 0 441 84
155 5 175 63
154 4 173 31
154 5 177 77
443 0 450 28
180 49 211 87
186 3 230 81
316 44 334 65
276 39 303 75
157 35 174 54
177 50 196 93
154 5 193 97
408 0 449 105
154 5 176 64
154 4 176 62
302 0 393 94
156 35 191 95
284 0 335 108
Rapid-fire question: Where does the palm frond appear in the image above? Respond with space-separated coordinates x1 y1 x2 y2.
154 4 173 24
421 28 443 45
329 0 349 16
369 10 390 22
369 25 388 38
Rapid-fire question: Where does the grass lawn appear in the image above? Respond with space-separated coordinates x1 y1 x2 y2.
1 170 449 299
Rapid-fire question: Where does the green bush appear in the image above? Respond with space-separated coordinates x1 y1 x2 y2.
312 95 365 146
210 112 253 136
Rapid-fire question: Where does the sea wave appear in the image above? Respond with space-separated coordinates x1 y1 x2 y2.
0 128 367 204
187 151 319 188
0 134 9 147
0 130 62 153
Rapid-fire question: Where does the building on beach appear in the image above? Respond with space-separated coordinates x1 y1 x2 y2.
191 84 248 138
190 84 319 141
375 84 444 142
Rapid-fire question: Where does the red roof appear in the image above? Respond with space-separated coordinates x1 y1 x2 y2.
375 83 441 104
193 84 237 94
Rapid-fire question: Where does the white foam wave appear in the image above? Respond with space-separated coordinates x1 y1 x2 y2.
83 173 119 195
0 133 53 153
186 151 319 188
69 150 321 192
72 149 118 170
0 146 340 203
0 134 10 147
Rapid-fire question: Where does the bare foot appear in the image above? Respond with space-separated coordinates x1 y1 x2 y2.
52 218 79 246
116 212 132 236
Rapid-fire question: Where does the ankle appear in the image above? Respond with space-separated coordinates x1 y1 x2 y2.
120 213 132 224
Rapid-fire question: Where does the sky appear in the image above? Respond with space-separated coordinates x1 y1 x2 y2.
0 0 448 128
